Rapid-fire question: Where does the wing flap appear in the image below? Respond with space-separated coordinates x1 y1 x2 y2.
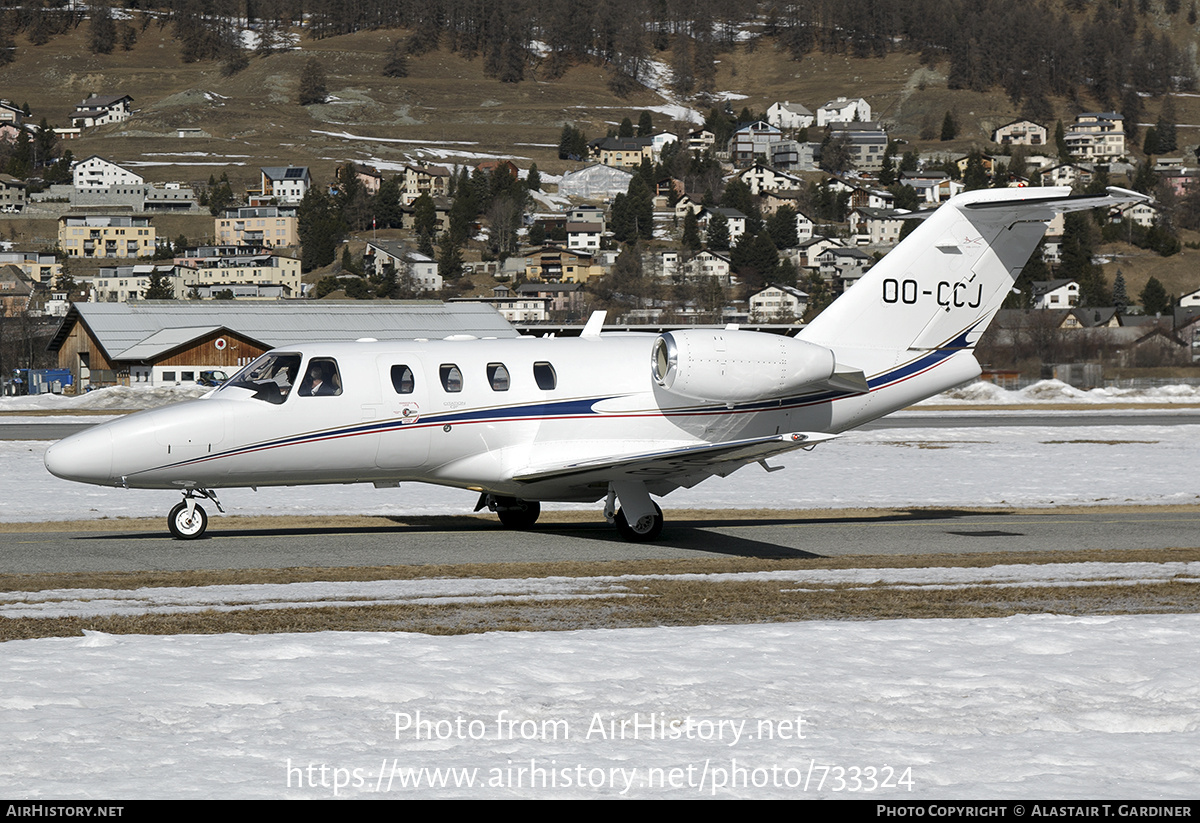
512 431 838 486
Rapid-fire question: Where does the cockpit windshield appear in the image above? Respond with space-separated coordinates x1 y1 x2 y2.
217 352 302 404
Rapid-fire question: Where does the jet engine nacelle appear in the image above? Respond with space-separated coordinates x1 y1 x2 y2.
651 329 837 404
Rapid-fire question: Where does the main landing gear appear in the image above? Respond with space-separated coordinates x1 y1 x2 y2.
604 483 664 542
613 503 664 542
478 481 667 542
477 494 542 529
167 488 224 540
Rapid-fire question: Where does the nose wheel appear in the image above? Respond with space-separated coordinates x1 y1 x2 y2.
168 501 208 539
167 488 223 539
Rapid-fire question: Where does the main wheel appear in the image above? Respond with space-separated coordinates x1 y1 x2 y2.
495 498 541 529
168 501 208 540
614 503 663 542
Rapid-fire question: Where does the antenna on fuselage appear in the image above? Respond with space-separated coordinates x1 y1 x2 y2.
581 311 607 338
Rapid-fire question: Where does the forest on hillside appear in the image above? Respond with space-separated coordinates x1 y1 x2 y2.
0 0 1195 114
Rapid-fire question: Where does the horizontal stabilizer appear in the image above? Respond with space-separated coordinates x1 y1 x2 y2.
962 186 1148 215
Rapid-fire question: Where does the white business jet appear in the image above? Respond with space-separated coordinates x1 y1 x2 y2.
45 186 1146 541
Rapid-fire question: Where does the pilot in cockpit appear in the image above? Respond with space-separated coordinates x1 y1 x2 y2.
300 360 341 396
272 362 297 396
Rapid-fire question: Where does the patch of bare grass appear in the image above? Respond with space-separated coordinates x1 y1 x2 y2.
4 574 1198 642
4 544 1200 642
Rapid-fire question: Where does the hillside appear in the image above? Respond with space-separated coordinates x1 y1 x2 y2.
5 18 1200 189
4 13 1200 309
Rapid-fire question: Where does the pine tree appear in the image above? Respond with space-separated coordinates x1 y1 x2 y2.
1143 127 1159 156
619 118 634 138
1112 270 1128 314
962 151 990 190
89 1 116 55
144 270 175 300
1059 213 1107 307
706 211 730 251
298 189 344 272
28 5 51 47
940 111 957 141
1156 97 1177 154
383 39 409 78
526 163 541 192
1140 276 1170 315
375 177 403 229
627 177 654 240
681 209 702 250
610 194 634 243
437 233 464 283
34 118 56 170
119 21 137 51
298 58 328 106
207 180 235 216
731 230 779 293
637 111 653 136
767 205 799 249
879 148 896 187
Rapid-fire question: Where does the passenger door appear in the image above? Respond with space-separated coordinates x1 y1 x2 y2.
375 357 431 469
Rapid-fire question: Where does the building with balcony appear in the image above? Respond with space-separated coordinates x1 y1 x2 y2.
58 215 155 259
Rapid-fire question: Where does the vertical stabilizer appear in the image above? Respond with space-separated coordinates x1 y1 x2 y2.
799 187 1149 372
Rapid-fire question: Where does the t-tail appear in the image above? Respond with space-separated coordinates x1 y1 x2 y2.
798 185 1149 425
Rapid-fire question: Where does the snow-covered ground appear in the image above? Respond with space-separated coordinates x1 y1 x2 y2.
2 615 1198 798
924 378 1200 405
3 388 1200 798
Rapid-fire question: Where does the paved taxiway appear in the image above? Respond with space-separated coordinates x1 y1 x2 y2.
3 508 1198 574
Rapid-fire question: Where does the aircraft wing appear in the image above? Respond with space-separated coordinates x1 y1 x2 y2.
511 431 838 495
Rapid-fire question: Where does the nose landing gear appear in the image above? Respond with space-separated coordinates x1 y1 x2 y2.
167 488 224 540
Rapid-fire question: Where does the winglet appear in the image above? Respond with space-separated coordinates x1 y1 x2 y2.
581 310 606 338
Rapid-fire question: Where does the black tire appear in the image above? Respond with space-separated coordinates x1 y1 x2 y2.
168 501 208 540
495 498 541 529
615 503 663 542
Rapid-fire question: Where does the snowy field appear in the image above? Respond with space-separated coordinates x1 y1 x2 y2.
3 616 1199 798
3 384 1200 798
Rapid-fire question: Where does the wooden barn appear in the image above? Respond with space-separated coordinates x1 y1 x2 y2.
48 301 517 389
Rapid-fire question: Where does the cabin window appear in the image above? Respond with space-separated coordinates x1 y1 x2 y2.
487 363 510 391
440 364 463 393
299 357 342 397
181 371 194 382
391 365 415 394
162 371 176 382
533 361 557 390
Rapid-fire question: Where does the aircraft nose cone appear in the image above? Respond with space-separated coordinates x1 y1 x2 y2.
45 427 115 485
